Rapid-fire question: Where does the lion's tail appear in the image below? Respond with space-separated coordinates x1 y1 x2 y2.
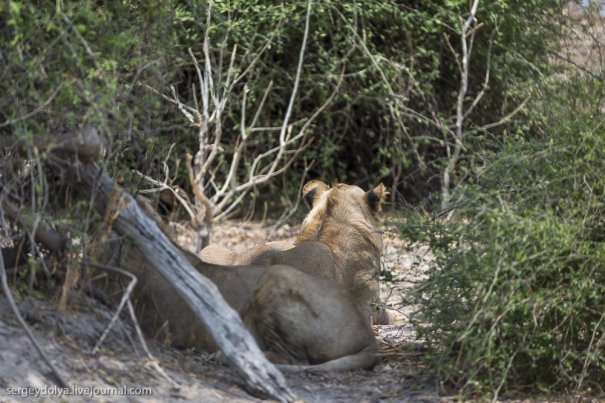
275 345 377 373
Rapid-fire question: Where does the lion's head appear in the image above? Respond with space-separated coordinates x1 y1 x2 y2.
296 180 387 247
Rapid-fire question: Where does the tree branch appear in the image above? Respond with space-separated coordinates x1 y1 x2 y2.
70 161 294 401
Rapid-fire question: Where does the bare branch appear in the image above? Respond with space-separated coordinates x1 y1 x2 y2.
443 33 463 76
230 18 285 89
271 0 313 166
150 0 328 229
441 0 480 211
334 8 430 168
85 261 179 388
131 170 199 223
186 153 213 251
170 84 200 124
462 27 496 120
126 299 178 388
213 65 344 214
476 95 531 132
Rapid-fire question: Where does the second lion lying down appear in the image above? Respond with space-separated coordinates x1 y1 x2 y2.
200 180 388 324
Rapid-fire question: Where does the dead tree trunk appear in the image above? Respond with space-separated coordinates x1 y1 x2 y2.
77 163 293 400
25 127 294 401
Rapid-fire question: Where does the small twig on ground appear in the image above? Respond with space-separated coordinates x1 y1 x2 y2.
126 299 179 389
86 261 137 355
86 261 178 388
0 249 69 388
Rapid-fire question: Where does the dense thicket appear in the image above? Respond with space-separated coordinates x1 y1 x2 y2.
1 1 565 211
403 50 605 400
172 0 564 204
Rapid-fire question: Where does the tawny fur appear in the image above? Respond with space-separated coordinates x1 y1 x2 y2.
199 180 389 324
116 246 377 371
99 199 377 372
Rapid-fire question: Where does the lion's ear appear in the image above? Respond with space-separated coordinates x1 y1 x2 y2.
367 183 387 213
302 180 329 208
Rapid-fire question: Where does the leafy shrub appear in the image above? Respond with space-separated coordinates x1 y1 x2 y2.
170 0 566 204
1 0 568 214
403 77 605 397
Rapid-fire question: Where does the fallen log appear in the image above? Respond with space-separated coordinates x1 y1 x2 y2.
64 141 293 400
4 126 294 399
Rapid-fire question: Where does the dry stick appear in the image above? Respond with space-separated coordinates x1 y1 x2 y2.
126 298 179 389
0 250 69 388
88 262 138 355
74 163 294 402
85 261 178 388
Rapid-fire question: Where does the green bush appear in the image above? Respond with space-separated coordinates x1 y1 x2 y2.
170 0 565 203
1 0 567 212
403 77 605 397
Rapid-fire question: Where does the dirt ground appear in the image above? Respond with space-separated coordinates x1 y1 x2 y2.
0 218 440 402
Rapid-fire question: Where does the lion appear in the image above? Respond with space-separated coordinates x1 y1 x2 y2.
199 180 388 324
99 197 377 372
